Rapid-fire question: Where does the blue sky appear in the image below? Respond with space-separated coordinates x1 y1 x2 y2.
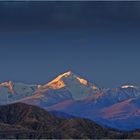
0 1 140 88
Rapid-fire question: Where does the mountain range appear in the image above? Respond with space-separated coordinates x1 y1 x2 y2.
0 71 140 130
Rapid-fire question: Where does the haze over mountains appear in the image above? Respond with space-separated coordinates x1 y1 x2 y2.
0 71 140 130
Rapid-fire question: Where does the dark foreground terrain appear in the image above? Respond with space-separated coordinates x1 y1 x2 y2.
0 103 139 139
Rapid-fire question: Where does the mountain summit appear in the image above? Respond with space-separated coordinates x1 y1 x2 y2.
39 71 98 100
44 71 96 89
44 71 75 89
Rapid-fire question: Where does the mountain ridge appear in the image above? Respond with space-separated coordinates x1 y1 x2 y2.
0 71 138 92
0 102 126 139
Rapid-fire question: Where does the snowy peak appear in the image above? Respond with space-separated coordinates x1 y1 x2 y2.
43 71 96 90
45 71 73 89
0 81 38 105
38 71 99 100
58 71 73 77
0 81 15 93
121 85 138 89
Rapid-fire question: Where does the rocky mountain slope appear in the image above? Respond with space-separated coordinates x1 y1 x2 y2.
0 102 125 139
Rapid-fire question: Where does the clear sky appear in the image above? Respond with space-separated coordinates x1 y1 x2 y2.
0 1 140 88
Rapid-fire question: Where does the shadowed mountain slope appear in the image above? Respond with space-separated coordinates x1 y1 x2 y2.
0 102 125 139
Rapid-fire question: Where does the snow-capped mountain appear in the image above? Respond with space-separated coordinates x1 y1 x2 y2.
0 71 99 105
38 71 99 100
19 71 99 107
0 81 38 104
0 71 140 130
85 85 140 107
